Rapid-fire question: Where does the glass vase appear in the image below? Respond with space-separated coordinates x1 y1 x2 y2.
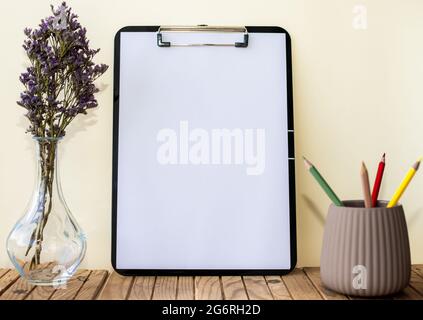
6 137 86 286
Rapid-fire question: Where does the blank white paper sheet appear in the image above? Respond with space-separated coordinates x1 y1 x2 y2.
115 28 293 271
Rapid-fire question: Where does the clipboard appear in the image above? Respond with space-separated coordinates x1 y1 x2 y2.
112 25 296 275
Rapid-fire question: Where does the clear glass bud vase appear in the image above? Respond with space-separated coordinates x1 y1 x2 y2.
6 137 86 286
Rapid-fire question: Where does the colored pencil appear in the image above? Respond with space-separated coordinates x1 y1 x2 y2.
387 158 421 208
303 157 343 206
371 153 386 207
361 162 372 208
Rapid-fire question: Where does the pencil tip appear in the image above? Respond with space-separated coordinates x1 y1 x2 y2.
382 153 386 162
413 158 422 170
303 156 312 169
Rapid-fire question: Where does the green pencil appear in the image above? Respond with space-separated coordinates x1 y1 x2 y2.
303 156 343 206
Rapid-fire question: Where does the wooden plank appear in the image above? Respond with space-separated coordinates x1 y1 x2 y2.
152 276 178 300
127 276 156 300
1 266 422 300
282 269 323 300
265 276 292 300
24 263 57 300
97 271 133 300
304 267 349 300
0 276 34 300
0 270 20 296
408 270 423 297
221 276 248 300
25 284 56 300
413 264 423 277
177 277 194 300
0 269 9 279
195 276 223 300
75 270 108 300
243 276 273 300
49 269 91 300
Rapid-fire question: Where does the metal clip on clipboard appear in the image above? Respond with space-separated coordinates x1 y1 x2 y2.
157 25 249 48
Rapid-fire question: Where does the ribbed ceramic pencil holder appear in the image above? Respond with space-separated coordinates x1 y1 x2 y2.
320 200 411 297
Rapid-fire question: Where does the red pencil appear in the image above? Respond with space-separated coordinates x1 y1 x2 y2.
371 153 386 207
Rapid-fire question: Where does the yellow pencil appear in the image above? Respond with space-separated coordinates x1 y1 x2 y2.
387 158 422 208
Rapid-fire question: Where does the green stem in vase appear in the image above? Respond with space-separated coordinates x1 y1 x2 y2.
27 141 56 270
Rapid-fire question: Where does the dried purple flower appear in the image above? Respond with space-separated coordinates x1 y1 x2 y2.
52 3 68 30
17 2 108 138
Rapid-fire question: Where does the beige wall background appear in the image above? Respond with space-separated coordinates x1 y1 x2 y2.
0 0 422 269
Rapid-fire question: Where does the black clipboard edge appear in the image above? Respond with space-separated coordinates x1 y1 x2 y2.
112 26 296 276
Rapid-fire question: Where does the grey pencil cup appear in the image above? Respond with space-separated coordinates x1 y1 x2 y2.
320 200 411 297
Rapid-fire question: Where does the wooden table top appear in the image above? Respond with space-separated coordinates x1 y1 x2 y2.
0 266 422 300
